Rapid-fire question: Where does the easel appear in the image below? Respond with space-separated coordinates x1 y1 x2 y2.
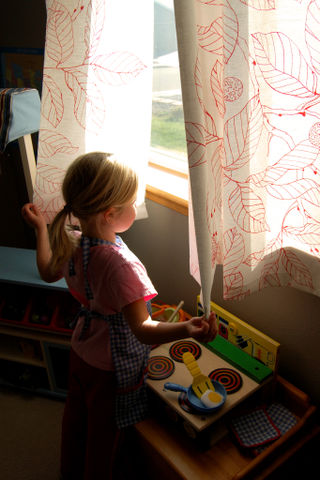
0 88 40 202
18 135 37 201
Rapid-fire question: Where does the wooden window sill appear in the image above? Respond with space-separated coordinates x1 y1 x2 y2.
146 163 188 216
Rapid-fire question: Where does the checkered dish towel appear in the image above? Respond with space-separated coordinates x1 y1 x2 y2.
230 403 298 449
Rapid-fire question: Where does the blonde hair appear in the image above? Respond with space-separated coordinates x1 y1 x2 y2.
49 152 138 273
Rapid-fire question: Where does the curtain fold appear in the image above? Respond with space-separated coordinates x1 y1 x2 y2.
34 0 153 223
175 0 320 311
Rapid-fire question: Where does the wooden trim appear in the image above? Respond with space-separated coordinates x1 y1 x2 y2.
146 185 188 216
0 324 70 345
18 135 37 202
148 161 188 179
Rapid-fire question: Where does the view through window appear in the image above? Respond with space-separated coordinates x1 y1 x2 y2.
151 0 187 172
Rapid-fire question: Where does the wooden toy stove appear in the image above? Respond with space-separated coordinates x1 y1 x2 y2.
146 302 280 441
147 339 263 439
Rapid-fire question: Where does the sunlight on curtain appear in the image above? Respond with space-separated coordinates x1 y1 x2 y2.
175 0 320 312
34 0 153 223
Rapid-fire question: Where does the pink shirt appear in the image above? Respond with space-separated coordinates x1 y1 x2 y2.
62 237 157 370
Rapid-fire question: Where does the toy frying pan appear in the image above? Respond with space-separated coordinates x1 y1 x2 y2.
164 380 226 414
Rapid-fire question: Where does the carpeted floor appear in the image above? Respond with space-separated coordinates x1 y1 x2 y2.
0 386 146 480
0 387 65 480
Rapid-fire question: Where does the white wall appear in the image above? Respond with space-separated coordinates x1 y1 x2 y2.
123 199 320 405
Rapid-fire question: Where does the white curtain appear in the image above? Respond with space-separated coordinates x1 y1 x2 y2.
175 0 320 315
34 0 154 223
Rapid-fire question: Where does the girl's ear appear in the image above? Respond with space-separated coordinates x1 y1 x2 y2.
103 207 116 224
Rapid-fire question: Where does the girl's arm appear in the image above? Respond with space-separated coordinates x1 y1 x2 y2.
123 299 217 345
21 203 63 283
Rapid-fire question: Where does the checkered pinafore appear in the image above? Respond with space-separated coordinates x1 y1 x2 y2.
70 235 151 428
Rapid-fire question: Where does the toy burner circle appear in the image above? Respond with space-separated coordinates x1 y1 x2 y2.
147 355 175 380
169 340 202 362
209 368 242 394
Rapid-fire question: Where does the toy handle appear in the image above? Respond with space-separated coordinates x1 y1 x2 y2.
164 382 188 393
182 351 202 378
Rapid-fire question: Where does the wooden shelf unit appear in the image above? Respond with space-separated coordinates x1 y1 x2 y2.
0 246 72 398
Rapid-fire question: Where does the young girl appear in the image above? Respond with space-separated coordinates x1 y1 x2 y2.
21 152 217 480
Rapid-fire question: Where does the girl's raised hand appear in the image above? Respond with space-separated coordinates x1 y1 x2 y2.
21 203 47 232
186 312 218 343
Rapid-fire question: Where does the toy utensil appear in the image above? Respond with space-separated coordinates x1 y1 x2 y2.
182 351 222 403
167 300 184 322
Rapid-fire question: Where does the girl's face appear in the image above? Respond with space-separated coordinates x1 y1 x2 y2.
112 196 137 233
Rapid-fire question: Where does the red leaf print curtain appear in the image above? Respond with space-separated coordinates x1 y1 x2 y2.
34 0 153 223
175 0 320 313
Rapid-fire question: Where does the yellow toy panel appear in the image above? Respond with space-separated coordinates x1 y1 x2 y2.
197 297 280 372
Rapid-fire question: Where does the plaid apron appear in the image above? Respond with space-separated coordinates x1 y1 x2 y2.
70 235 151 428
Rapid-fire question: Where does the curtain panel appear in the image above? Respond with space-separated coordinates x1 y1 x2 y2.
34 0 153 223
175 0 320 313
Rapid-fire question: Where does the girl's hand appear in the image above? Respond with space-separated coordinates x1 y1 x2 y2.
21 203 47 232
186 312 218 343
21 203 62 283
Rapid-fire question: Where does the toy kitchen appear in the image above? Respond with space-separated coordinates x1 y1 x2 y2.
146 299 280 445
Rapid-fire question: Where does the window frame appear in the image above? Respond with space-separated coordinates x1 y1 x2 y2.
149 1 189 215
146 149 188 216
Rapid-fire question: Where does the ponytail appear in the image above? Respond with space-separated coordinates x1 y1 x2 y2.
48 208 78 274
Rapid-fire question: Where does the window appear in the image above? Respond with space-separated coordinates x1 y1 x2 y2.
146 0 188 214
